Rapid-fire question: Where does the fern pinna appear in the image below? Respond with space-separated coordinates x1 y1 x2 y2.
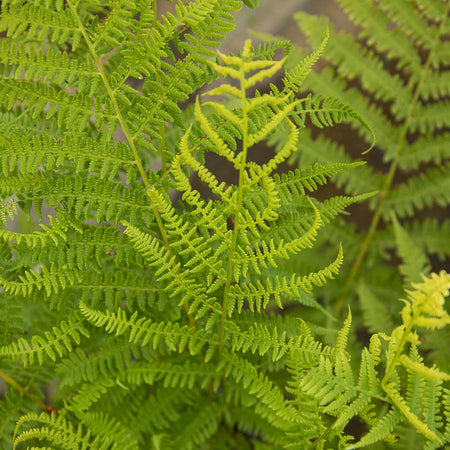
0 0 449 448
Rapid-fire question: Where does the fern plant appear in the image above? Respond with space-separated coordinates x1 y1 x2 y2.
0 0 449 448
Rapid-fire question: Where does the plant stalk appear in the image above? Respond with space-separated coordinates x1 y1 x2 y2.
0 370 47 410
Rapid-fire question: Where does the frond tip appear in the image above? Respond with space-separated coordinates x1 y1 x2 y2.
403 271 450 331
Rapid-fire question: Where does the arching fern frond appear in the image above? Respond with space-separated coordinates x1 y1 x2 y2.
0 264 81 297
0 215 67 248
0 313 89 367
79 302 213 355
218 351 299 427
13 411 139 450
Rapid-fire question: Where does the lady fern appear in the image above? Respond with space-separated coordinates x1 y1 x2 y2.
0 0 449 448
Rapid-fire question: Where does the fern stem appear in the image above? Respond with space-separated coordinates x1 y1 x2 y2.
334 5 450 318
219 71 249 351
0 370 46 410
67 0 171 252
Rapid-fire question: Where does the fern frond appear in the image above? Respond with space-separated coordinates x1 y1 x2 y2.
3 3 448 447
384 383 442 444
0 132 137 182
121 221 220 317
274 161 365 199
405 218 450 261
119 0 244 149
226 319 333 363
14 412 90 450
299 353 357 422
376 272 450 441
170 401 223 450
349 410 401 448
228 244 342 315
319 192 378 223
121 360 219 390
145 186 227 285
292 94 375 149
400 354 450 382
247 99 301 147
234 200 322 274
443 388 450 443
295 14 411 116
0 390 34 448
179 128 235 204
336 0 422 71
382 164 450 219
0 78 111 132
0 313 88 367
0 264 80 297
0 2 81 47
218 351 299 427
299 64 400 149
0 40 100 90
431 41 450 67
378 0 439 49
290 0 450 363
79 302 213 355
78 412 140 449
88 0 139 52
358 282 395 334
77 270 166 312
194 98 239 162
335 308 352 353
0 215 67 248
20 175 155 224
420 70 450 101
14 409 139 449
66 377 116 413
0 173 40 196
410 100 450 133
285 128 383 198
57 341 141 385
391 213 431 284
283 26 329 94
398 133 450 170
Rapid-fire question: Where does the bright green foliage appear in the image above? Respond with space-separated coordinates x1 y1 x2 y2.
287 0 450 311
264 0 450 446
0 0 449 449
